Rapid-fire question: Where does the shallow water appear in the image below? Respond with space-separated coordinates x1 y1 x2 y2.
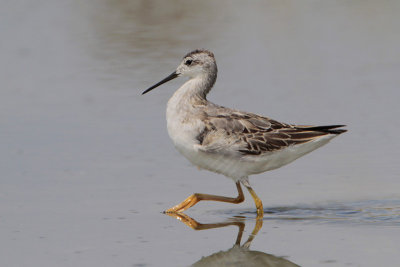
1 0 400 266
223 199 400 226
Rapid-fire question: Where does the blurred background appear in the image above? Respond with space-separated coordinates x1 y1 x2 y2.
1 1 400 266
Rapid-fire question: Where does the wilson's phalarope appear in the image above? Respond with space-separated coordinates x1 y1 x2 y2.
142 49 346 216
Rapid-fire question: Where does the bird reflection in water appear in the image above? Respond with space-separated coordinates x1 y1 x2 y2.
166 213 299 267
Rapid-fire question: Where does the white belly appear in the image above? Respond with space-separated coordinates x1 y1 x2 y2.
167 128 337 183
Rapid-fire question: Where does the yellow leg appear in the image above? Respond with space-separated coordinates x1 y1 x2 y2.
242 180 264 217
165 182 244 213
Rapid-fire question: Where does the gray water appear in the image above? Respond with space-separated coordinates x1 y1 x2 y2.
1 1 400 266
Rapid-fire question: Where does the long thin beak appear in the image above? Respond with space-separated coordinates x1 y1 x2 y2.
142 71 179 95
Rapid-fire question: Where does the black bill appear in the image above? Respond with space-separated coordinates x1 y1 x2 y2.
142 72 179 95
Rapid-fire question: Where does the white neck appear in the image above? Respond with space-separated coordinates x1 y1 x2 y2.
166 76 211 149
169 74 215 109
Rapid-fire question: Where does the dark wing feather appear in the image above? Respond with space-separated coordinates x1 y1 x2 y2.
199 106 346 155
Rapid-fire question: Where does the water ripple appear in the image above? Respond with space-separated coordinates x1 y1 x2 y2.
208 199 400 226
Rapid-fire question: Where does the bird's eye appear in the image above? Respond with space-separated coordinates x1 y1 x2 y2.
185 59 193 66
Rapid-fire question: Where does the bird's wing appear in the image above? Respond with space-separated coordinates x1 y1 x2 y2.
197 106 346 156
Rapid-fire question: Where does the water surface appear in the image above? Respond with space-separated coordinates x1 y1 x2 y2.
1 1 400 266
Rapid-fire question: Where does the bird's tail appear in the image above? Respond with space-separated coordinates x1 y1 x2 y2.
298 125 347 134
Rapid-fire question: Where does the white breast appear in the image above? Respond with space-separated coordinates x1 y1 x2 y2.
166 80 205 162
